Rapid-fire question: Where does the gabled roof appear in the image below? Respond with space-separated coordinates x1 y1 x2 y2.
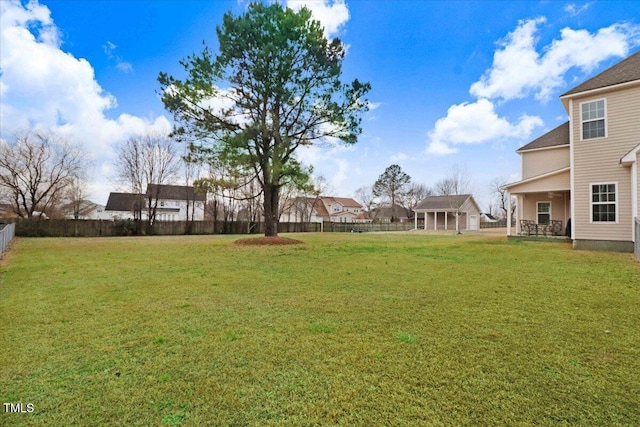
146 184 206 202
517 122 569 152
61 200 104 216
313 199 330 217
372 204 410 219
415 194 476 211
105 193 144 211
561 50 640 97
322 197 362 208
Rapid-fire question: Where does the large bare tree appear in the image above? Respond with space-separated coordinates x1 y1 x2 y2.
490 177 516 220
0 130 88 218
354 185 376 215
113 132 181 231
401 182 433 215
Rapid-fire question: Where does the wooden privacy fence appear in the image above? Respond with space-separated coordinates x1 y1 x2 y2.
0 223 16 259
12 219 435 237
14 219 326 237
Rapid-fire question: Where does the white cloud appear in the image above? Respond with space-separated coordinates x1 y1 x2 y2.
426 17 639 156
0 0 170 203
470 17 640 102
564 2 591 17
426 99 543 155
390 152 410 162
103 40 133 74
286 0 349 38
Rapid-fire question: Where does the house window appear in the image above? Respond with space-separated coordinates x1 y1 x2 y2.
537 202 550 224
581 99 605 140
591 183 616 222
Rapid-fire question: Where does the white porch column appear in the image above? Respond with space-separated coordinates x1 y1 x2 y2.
414 211 418 229
506 191 512 236
434 212 438 230
517 195 524 235
444 212 448 231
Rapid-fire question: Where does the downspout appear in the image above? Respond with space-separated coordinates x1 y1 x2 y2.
569 99 576 245
630 160 637 242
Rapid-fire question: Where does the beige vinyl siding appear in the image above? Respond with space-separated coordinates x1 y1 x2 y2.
572 85 640 242
508 170 570 194
521 147 570 180
519 194 570 225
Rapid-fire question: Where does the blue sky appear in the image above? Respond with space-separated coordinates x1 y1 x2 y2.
2 0 640 210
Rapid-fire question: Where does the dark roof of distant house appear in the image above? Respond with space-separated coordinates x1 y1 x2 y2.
561 50 640 96
517 122 569 152
105 193 144 211
414 194 473 211
372 204 410 219
146 184 206 202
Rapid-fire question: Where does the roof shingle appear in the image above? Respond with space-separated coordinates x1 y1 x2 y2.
415 195 471 211
517 122 569 152
561 50 640 96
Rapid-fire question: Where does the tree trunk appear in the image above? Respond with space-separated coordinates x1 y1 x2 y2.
263 181 280 237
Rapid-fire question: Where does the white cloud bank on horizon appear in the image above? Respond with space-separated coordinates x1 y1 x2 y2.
427 17 640 155
0 0 171 203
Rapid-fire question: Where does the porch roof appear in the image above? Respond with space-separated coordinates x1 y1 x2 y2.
504 167 570 194
620 143 640 166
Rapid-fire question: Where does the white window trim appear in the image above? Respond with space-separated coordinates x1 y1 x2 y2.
536 201 552 224
590 182 618 224
580 98 607 141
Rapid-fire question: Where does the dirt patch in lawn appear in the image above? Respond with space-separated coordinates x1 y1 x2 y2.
234 236 304 246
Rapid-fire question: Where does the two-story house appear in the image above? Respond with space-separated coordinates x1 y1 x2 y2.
105 184 206 221
505 50 640 252
280 196 367 223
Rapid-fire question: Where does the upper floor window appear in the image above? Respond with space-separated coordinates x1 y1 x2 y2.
581 99 605 140
591 183 616 223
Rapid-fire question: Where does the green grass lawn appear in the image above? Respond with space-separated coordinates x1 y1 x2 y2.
1 233 639 426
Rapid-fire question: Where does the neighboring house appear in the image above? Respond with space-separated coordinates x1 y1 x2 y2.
371 204 411 223
62 200 109 220
413 194 481 231
280 197 325 223
105 193 145 220
280 196 367 223
481 213 499 223
321 197 364 223
105 185 206 221
505 50 640 252
146 184 206 221
0 203 19 219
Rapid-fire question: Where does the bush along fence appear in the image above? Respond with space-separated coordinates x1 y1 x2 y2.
0 223 16 259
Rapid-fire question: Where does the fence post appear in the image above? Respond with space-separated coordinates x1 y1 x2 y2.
635 218 639 261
